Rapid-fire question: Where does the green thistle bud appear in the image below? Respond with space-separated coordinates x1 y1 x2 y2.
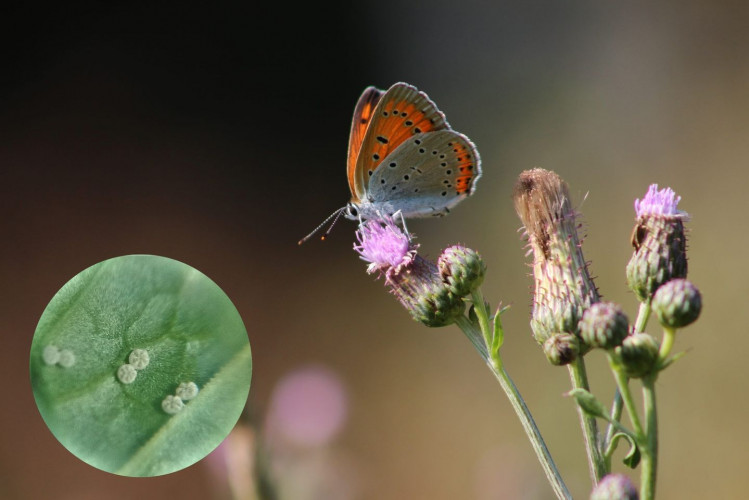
652 279 702 328
627 185 688 303
543 333 580 366
438 245 486 297
388 254 466 327
579 302 629 350
615 333 660 378
590 474 639 500
514 169 599 352
404 273 466 327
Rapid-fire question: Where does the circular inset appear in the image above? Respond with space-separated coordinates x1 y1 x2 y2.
30 255 252 476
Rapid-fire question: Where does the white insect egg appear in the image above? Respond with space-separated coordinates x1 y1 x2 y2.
162 395 184 415
175 381 199 401
42 345 61 365
117 364 138 384
128 348 150 370
58 349 76 368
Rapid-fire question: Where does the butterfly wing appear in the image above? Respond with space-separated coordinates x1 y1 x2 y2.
365 130 481 217
347 86 383 199
349 83 449 202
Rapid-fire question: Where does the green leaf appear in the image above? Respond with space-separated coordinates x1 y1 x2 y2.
567 388 607 419
30 255 252 476
611 432 642 469
491 303 507 354
658 349 688 371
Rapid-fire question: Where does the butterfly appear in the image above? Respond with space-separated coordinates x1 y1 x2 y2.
300 82 481 243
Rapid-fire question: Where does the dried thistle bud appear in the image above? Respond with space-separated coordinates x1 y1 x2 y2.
355 217 464 327
615 333 660 378
627 184 688 303
590 473 639 500
438 245 486 298
579 302 629 350
513 169 599 350
543 333 580 366
652 279 702 328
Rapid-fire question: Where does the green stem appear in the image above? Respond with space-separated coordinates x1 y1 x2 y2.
470 289 493 350
658 327 676 366
635 301 652 333
640 376 658 500
567 358 607 482
602 389 623 469
457 294 571 500
487 357 572 500
608 356 645 438
455 316 489 360
602 301 650 466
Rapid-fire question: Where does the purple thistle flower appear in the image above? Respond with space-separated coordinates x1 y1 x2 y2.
634 184 688 219
354 216 415 276
627 184 689 302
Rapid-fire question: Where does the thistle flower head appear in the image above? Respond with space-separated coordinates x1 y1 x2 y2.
652 279 702 328
438 245 486 297
615 332 660 379
514 169 599 353
634 184 687 219
590 473 639 500
627 184 688 303
354 216 415 276
543 333 580 366
579 302 629 350
354 218 464 327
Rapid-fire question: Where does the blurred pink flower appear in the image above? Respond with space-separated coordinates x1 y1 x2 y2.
267 365 348 448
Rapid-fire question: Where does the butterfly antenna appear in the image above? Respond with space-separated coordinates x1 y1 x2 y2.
298 207 345 245
321 206 346 241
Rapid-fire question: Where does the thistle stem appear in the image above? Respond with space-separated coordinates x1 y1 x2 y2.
602 389 623 468
603 301 651 462
608 357 645 438
455 316 488 361
657 327 677 366
635 301 652 332
640 376 658 500
488 360 572 500
457 295 571 500
470 289 493 351
567 358 607 482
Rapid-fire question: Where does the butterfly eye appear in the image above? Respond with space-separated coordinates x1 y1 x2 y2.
345 204 359 218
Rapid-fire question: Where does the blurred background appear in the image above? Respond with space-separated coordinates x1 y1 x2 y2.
2 1 747 498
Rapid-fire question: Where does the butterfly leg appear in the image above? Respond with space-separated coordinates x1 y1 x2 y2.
392 210 412 239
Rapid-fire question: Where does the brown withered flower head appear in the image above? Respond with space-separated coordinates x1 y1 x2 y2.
513 169 600 355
